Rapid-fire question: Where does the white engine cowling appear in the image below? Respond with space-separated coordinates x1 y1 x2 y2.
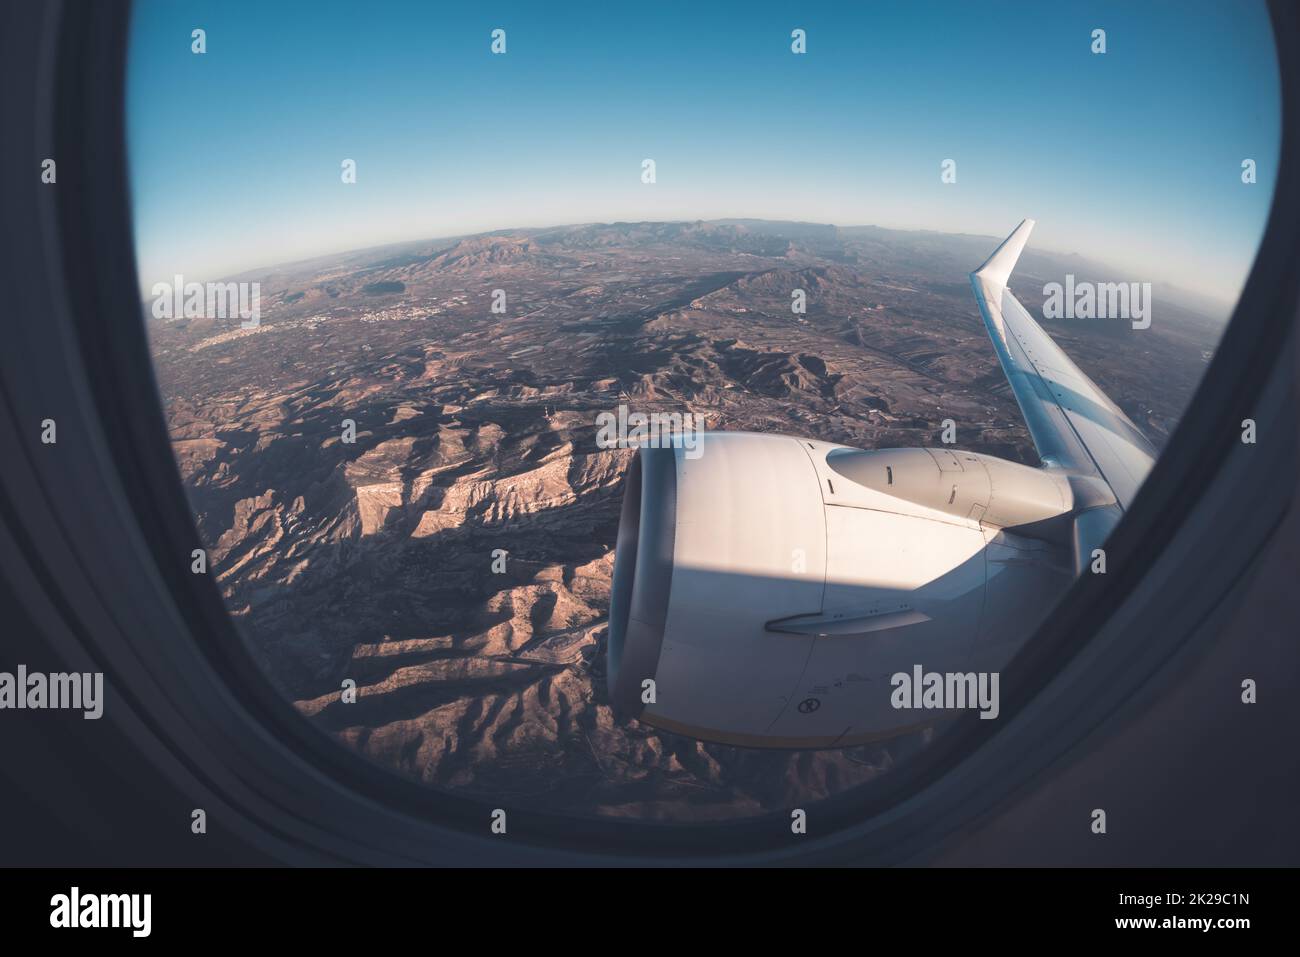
607 432 1073 747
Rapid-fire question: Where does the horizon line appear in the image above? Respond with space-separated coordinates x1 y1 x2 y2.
136 217 1236 314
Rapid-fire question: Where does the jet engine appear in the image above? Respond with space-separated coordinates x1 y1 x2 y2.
607 432 1078 747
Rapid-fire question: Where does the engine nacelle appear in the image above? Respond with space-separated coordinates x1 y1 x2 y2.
607 432 1074 748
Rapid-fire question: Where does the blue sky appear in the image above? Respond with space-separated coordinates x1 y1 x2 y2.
127 0 1280 304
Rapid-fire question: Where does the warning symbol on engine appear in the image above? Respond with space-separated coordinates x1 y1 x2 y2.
797 697 821 714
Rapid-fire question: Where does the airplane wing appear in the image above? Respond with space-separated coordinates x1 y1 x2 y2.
970 220 1158 570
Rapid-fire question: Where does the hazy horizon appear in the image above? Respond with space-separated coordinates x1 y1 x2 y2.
139 216 1234 321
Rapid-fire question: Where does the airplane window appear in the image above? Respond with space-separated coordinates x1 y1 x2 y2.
126 1 1280 823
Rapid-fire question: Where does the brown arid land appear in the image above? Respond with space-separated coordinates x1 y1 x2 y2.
148 220 1221 819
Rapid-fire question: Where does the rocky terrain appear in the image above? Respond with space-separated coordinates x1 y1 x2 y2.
147 219 1222 819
